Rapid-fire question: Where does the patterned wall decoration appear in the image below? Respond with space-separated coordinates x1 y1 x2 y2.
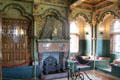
33 4 68 18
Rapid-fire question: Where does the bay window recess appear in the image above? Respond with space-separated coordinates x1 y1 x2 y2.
110 20 120 53
70 21 79 53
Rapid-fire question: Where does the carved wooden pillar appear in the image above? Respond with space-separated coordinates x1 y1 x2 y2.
0 12 2 80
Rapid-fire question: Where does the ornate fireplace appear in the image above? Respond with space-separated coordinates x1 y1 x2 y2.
43 56 58 74
37 40 69 78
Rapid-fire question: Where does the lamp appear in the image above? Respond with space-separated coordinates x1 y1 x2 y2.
99 25 104 35
13 26 24 36
84 26 90 35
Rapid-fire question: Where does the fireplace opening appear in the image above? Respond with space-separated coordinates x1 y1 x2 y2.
43 56 59 75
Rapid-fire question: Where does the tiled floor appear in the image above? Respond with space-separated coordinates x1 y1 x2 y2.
53 70 120 80
53 78 67 80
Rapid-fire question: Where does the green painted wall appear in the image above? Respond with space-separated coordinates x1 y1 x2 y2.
79 40 91 56
2 66 40 79
97 39 120 61
97 40 110 57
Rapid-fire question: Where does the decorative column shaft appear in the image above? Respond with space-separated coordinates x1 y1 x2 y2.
0 12 2 80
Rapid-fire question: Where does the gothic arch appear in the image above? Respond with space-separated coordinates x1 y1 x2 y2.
2 3 33 21
71 11 91 24
97 10 119 23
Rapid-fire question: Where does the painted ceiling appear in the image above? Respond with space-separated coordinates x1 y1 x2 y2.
70 0 117 11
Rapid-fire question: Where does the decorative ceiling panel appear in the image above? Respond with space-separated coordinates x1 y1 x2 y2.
83 0 105 6
71 0 115 11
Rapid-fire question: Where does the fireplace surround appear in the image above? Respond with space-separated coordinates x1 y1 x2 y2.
37 40 69 78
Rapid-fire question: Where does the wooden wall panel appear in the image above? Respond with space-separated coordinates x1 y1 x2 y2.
2 18 31 66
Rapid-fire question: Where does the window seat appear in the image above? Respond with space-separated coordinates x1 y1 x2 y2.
96 57 110 60
72 56 111 72
77 56 111 69
113 59 120 65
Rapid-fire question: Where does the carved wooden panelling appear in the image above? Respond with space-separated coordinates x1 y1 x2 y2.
2 18 31 66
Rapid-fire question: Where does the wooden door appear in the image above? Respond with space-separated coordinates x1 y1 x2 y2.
0 12 2 80
2 18 31 66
